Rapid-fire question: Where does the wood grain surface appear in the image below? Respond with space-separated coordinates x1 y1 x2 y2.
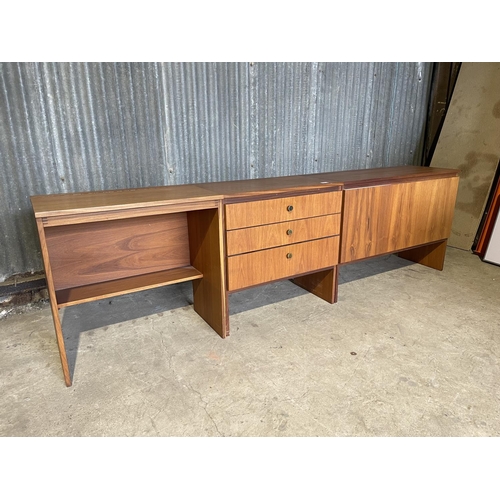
188 204 229 337
201 175 341 200
45 213 191 290
36 219 72 386
227 236 340 291
226 214 341 256
398 239 448 271
225 191 342 230
306 166 459 189
56 266 203 307
31 184 222 218
341 177 459 263
40 199 220 227
292 267 338 304
202 166 457 199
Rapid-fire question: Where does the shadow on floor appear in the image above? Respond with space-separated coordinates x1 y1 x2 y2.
339 255 413 284
229 281 309 315
229 255 414 315
60 281 196 379
60 255 414 378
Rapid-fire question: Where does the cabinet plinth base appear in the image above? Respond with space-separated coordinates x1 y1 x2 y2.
398 240 448 271
292 267 338 304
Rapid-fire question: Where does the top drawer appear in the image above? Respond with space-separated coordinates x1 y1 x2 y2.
225 191 342 230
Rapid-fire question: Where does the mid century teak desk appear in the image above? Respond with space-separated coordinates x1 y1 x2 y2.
31 166 460 386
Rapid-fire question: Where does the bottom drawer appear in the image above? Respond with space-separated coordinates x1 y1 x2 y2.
227 236 339 291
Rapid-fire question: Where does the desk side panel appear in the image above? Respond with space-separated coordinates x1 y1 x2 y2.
187 205 229 338
35 219 72 386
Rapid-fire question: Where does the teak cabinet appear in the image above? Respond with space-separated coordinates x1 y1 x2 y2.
31 166 459 386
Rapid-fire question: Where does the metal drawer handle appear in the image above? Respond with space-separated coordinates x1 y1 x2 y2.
286 253 293 259
287 205 294 212
286 229 293 236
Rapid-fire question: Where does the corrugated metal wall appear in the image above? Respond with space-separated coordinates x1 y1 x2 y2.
0 62 433 281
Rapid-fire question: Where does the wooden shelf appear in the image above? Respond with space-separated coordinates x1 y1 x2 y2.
55 266 203 308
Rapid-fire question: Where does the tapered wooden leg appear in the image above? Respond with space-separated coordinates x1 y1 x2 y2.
292 267 338 304
187 203 229 338
49 303 71 387
36 219 72 386
398 239 448 271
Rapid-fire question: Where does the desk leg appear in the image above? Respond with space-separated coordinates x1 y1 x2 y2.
187 204 229 338
36 219 72 386
292 267 338 304
398 239 448 271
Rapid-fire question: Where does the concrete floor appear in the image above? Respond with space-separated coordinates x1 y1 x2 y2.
1 247 499 437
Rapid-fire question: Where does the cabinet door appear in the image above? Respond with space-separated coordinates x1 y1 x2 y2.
341 177 459 263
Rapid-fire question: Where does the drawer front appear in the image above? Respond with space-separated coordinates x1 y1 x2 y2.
226 213 341 256
225 191 342 230
227 236 339 291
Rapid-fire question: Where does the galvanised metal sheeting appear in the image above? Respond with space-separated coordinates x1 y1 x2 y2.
0 62 432 280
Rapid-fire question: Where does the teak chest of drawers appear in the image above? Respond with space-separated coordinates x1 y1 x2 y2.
31 166 460 386
225 191 342 291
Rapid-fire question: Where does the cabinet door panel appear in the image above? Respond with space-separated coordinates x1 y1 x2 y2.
341 177 459 263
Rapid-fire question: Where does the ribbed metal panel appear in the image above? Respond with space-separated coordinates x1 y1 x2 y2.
0 62 433 281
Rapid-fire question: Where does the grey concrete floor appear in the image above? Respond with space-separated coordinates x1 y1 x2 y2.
1 247 499 437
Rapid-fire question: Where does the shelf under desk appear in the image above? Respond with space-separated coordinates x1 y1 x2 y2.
55 266 203 308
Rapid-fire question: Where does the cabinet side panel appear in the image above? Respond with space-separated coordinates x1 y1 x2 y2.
341 177 459 263
45 213 190 289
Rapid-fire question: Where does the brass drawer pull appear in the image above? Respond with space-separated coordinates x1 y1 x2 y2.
286 253 293 259
287 205 294 212
286 229 293 236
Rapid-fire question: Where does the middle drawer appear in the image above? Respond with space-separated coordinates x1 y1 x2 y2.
226 213 341 256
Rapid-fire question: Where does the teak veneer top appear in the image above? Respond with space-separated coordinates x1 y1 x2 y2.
31 166 459 218
202 166 458 199
199 175 342 200
31 184 222 218
305 165 459 189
